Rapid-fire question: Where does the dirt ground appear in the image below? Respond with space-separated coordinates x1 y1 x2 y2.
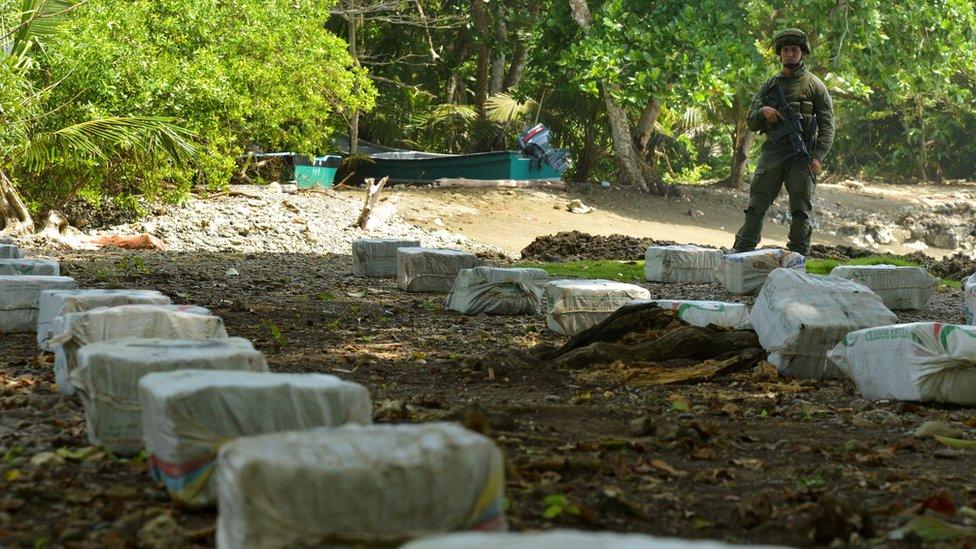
375 179 976 258
2 245 975 547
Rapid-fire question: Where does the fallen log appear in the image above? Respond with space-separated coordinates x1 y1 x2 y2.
357 176 389 229
541 300 765 386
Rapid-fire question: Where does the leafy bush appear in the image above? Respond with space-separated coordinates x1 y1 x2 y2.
18 0 375 211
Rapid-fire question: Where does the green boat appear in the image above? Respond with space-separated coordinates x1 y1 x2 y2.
355 149 564 184
294 155 341 189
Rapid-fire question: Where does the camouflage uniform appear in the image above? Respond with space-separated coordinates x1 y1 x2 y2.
733 29 835 256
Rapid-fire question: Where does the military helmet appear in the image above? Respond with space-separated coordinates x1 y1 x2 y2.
774 28 810 54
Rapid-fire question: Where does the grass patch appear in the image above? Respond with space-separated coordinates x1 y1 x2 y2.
807 254 959 287
805 254 922 276
520 254 960 287
516 260 645 282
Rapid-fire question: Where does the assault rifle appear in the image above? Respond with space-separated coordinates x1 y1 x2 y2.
767 81 817 182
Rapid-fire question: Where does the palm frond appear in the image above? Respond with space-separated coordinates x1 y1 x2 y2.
6 0 82 64
680 106 706 132
484 93 539 125
18 115 197 172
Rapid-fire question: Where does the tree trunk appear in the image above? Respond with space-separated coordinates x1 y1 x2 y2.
502 3 541 92
917 99 928 181
0 170 34 236
724 111 755 189
572 116 600 183
444 38 469 104
568 0 675 196
601 84 650 192
634 96 660 153
347 2 361 153
472 0 490 112
488 0 507 96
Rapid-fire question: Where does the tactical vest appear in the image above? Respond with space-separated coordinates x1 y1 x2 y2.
765 70 818 144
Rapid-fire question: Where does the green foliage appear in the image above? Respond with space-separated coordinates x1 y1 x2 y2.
805 255 958 287
516 260 645 282
9 0 374 212
804 254 923 276
261 319 287 350
541 494 580 520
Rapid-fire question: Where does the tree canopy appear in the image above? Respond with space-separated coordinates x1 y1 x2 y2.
2 0 975 227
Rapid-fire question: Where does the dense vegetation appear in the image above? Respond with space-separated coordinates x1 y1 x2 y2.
1 0 974 229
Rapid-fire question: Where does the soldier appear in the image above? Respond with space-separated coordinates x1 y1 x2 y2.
732 28 834 256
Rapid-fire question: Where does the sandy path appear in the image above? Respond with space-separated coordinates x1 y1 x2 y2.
346 180 963 257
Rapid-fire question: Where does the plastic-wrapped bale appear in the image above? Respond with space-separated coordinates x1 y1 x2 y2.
0 243 22 259
215 422 506 548
37 289 171 351
72 338 268 456
715 249 806 295
626 299 750 329
828 323 976 405
750 268 897 379
352 238 421 277
445 267 549 315
829 264 938 310
397 247 483 293
965 275 976 325
50 304 225 396
404 530 785 549
545 279 650 336
0 258 59 276
0 275 77 333
644 245 723 284
139 370 372 507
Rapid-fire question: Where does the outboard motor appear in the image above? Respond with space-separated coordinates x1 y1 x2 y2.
517 123 570 174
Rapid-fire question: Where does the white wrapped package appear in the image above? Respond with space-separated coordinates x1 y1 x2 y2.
139 370 372 507
750 268 897 378
404 530 784 549
445 267 549 315
0 243 22 259
965 275 976 325
829 323 976 404
627 299 751 329
37 289 171 351
0 258 59 276
352 238 421 277
71 338 268 455
215 422 506 548
644 245 723 284
50 304 225 396
397 247 483 293
715 249 806 294
545 279 650 336
0 275 77 333
829 264 938 310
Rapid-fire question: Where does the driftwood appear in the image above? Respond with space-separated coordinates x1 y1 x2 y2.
541 301 765 386
576 349 766 387
433 177 566 190
357 176 389 229
552 325 759 370
545 302 678 358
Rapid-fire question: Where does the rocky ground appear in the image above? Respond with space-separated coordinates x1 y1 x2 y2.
1 244 974 547
3 182 976 547
35 178 976 263
55 184 505 257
